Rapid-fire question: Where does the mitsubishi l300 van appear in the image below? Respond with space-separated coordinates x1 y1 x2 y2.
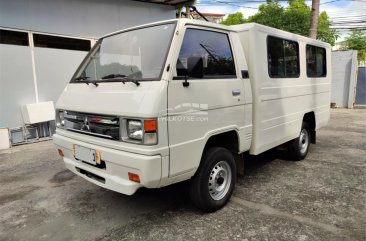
54 19 331 212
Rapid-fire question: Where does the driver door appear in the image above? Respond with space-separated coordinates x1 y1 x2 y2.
167 26 246 177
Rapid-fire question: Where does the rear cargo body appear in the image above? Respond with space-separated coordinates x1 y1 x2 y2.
231 23 331 155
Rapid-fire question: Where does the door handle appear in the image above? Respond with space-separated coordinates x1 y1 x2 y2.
232 89 241 96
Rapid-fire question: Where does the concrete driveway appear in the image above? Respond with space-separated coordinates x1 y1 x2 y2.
0 109 365 241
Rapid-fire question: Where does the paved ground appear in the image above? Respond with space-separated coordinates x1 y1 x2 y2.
0 109 365 241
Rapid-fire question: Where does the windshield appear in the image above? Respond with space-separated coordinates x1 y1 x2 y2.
71 23 175 83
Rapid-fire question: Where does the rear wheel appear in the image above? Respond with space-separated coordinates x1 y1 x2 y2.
289 122 311 160
189 147 236 212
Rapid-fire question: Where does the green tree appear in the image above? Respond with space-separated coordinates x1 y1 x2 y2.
221 0 339 46
221 12 246 26
317 12 339 46
247 2 284 29
344 30 366 62
282 0 311 36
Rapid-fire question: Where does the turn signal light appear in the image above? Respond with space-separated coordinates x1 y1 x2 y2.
128 172 140 183
144 119 157 132
58 149 64 157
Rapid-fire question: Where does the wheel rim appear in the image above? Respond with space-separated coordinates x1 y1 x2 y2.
208 161 232 201
299 128 309 154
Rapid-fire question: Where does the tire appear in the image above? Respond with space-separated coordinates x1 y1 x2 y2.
289 122 311 161
189 147 237 212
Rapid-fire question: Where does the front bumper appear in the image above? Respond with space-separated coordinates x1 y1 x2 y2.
53 134 162 195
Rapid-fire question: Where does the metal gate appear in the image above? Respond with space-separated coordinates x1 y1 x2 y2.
355 67 366 106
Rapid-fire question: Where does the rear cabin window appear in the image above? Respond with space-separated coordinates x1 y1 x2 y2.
267 36 299 78
176 28 236 78
306 45 327 77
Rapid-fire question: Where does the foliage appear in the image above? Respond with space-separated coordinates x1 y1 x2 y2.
221 12 246 26
247 2 284 28
317 12 339 46
345 30 366 50
282 0 311 36
343 30 366 62
220 0 339 46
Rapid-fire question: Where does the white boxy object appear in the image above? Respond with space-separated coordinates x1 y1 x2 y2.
53 19 331 212
0 128 10 150
22 101 55 124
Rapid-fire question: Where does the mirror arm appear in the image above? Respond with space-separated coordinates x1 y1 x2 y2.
183 73 190 87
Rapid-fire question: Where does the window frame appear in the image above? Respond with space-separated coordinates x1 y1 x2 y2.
306 44 327 78
266 35 300 79
173 27 237 80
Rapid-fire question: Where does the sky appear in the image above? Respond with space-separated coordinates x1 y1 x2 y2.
195 0 366 41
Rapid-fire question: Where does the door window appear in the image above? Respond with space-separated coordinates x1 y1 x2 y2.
176 28 236 79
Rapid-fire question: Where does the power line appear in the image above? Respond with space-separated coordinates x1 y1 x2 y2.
197 0 364 3
330 27 366 29
332 21 366 23
197 0 366 10
330 15 366 19
197 0 344 10
196 0 366 28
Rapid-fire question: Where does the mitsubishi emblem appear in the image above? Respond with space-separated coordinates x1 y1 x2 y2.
81 116 90 131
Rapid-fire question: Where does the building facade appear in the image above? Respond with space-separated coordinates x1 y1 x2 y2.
0 0 176 134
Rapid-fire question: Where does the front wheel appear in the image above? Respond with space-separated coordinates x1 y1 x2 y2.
189 147 236 212
288 122 311 160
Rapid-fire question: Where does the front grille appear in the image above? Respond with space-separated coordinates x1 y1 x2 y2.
64 111 120 140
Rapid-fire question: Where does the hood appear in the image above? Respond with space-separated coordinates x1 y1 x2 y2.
56 81 168 118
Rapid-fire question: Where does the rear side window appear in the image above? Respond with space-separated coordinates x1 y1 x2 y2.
176 28 236 78
267 36 299 78
306 45 327 77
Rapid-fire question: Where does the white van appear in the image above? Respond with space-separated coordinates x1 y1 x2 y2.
53 19 331 212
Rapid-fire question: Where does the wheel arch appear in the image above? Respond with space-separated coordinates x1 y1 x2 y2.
203 130 240 155
198 130 244 175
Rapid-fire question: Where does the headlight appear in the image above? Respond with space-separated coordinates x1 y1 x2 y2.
56 110 66 128
127 120 143 140
123 119 158 145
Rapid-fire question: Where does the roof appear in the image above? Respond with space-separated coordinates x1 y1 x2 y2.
101 18 330 47
132 0 193 6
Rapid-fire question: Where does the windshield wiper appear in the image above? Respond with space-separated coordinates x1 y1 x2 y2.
74 76 90 81
101 74 140 86
88 81 99 87
74 76 98 87
101 74 126 79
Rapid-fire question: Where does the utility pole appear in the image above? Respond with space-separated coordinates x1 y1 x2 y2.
309 0 320 39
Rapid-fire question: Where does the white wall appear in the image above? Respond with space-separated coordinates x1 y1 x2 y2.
0 0 175 129
331 51 358 108
0 45 37 127
0 0 175 38
34 48 87 103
